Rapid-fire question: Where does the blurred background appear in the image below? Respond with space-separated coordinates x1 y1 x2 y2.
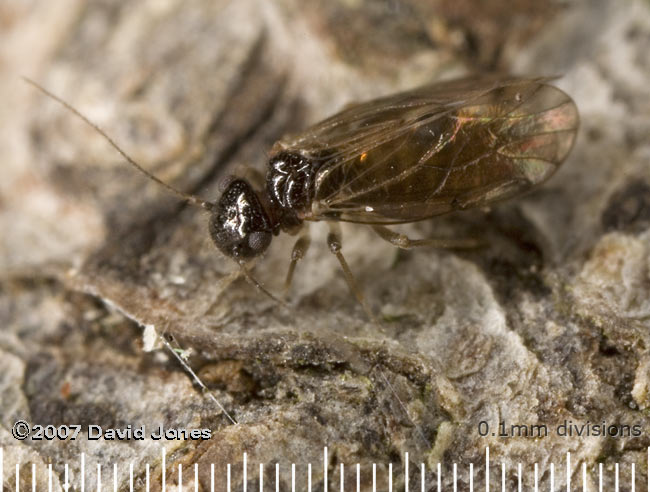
1 0 649 490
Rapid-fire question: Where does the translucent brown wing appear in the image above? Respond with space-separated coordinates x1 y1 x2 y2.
274 76 579 224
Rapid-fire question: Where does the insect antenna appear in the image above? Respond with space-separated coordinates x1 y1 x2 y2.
22 76 215 211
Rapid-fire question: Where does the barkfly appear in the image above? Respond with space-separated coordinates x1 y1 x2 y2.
25 75 579 321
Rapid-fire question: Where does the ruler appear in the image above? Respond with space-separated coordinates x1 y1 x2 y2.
0 446 644 491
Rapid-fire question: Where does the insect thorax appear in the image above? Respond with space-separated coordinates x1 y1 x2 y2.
266 151 320 230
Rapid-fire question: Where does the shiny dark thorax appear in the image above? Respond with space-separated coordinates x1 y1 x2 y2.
266 151 321 229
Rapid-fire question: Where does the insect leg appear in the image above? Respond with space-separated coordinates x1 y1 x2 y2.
327 223 378 323
284 228 312 295
371 225 484 249
238 261 288 308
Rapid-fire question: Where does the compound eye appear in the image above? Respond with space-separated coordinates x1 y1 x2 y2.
248 230 272 254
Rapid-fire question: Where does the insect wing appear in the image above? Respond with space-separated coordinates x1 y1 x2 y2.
280 77 578 224
274 76 502 157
